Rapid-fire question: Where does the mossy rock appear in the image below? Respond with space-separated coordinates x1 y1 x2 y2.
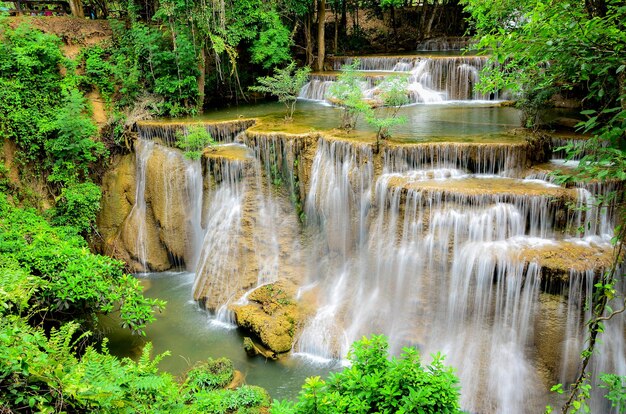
234 281 300 354
184 357 235 392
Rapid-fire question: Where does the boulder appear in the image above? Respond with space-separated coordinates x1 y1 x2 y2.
234 281 300 354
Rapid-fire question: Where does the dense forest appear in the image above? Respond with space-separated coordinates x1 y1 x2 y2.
0 0 625 411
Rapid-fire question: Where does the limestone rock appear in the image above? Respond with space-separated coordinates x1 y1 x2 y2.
145 145 196 264
234 281 300 354
98 154 135 241
121 204 171 272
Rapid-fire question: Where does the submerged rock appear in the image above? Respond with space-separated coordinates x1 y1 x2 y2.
234 281 300 354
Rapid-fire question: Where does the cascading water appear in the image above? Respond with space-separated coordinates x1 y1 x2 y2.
193 154 249 323
293 132 621 413
125 138 154 270
116 71 624 413
299 55 501 103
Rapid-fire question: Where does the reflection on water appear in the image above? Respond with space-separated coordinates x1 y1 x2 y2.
172 101 521 143
104 271 335 400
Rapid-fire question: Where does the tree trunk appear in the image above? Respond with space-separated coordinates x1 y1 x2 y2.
341 0 347 36
68 0 84 17
391 6 397 38
334 6 338 54
316 0 326 71
425 0 439 39
305 13 314 67
197 47 206 114
419 1 429 39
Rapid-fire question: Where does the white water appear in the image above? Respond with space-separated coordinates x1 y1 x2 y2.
299 55 502 103
126 110 623 413
295 136 621 413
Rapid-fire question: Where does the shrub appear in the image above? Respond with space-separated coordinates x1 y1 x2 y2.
175 125 216 160
271 335 461 414
250 62 311 120
0 193 164 334
185 358 235 392
326 60 373 131
52 181 102 234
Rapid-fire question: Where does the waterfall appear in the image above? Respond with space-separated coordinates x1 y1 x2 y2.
125 138 154 270
294 136 621 413
119 110 623 413
193 156 248 323
136 119 256 146
299 55 501 103
305 137 373 256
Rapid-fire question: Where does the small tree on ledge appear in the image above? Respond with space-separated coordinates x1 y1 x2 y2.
250 62 311 121
366 75 410 153
326 59 373 131
175 125 216 160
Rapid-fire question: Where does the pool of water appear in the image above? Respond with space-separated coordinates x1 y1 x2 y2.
175 100 522 143
104 271 336 400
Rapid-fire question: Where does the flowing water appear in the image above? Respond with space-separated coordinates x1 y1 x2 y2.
110 54 625 413
299 54 504 103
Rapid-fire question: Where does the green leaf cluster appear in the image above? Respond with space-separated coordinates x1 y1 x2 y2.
250 62 311 120
366 75 409 150
175 125 216 160
271 335 461 413
0 316 270 413
0 193 164 335
327 60 373 131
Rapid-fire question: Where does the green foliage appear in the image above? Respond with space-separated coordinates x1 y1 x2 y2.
175 125 216 160
0 318 182 412
193 386 270 413
106 19 200 116
52 181 102 234
184 358 235 392
600 374 626 412
0 21 65 165
250 62 311 120
41 89 107 184
0 20 106 225
366 76 409 151
271 335 461 414
0 194 164 334
327 60 373 131
81 45 115 105
0 160 10 193
250 11 294 69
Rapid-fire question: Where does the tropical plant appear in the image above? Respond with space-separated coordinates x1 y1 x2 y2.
271 335 461 413
0 193 164 335
175 125 216 160
326 59 373 131
250 62 311 120
366 75 409 152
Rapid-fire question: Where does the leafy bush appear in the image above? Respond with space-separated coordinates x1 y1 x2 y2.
250 62 311 120
175 125 216 160
326 60 373 131
0 20 65 165
0 193 164 334
41 89 106 184
0 317 271 413
250 11 293 69
271 335 461 413
366 75 409 152
52 181 102 234
194 386 270 414
185 358 235 392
